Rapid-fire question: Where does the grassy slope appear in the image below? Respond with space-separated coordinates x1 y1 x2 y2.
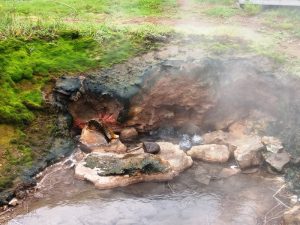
0 0 175 190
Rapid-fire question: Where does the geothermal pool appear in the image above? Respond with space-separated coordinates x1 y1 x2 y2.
8 161 285 225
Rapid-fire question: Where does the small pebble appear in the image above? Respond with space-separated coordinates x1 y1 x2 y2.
8 198 19 206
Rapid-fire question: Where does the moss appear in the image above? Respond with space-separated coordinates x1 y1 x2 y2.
85 154 168 176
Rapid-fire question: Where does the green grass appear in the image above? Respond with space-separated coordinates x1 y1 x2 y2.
243 2 261 16
194 0 235 5
0 16 172 124
204 6 238 18
0 0 177 19
262 8 300 38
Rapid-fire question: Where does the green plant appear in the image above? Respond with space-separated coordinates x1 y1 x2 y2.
243 2 261 16
194 0 235 5
204 6 238 18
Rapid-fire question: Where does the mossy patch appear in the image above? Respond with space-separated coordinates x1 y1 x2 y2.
85 153 168 176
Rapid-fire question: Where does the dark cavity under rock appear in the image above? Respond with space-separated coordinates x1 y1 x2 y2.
84 153 168 176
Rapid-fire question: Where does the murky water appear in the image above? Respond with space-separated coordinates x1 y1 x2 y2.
8 162 285 225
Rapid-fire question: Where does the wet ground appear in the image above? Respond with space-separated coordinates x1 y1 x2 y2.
7 160 286 225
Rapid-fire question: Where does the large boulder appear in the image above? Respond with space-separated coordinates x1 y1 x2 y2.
79 125 126 154
187 144 230 163
283 205 300 225
233 136 264 169
75 142 192 189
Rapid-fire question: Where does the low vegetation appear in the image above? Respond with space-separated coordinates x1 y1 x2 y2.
0 0 174 190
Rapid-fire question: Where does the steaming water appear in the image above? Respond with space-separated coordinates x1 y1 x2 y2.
8 162 283 225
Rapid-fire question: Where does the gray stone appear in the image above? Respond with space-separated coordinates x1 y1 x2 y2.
143 142 161 154
265 151 290 172
234 136 264 169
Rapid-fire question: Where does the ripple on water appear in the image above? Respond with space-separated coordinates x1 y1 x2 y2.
8 162 283 225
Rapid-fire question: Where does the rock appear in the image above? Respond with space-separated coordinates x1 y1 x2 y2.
219 168 241 178
202 131 237 155
79 126 108 151
242 168 259 174
75 142 192 189
265 150 290 172
283 205 300 225
8 198 19 207
179 134 192 151
143 142 161 154
187 144 230 163
79 125 126 154
261 136 283 153
291 157 300 166
157 142 193 173
120 127 138 141
290 195 299 205
233 136 264 169
84 152 168 176
191 134 203 145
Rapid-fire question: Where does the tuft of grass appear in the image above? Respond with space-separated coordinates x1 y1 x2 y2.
243 3 262 16
252 43 287 64
262 8 300 38
204 6 238 18
194 0 235 5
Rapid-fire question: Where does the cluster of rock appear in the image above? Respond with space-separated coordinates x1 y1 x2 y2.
74 121 193 189
185 130 291 173
73 117 293 190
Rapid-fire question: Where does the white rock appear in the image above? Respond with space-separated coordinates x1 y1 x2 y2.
187 144 230 163
75 142 192 189
8 198 19 206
